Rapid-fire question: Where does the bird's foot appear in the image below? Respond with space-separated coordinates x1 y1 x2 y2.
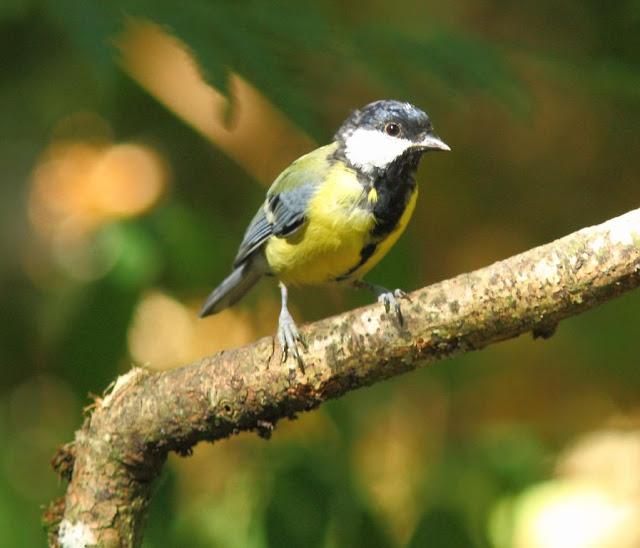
277 308 307 369
377 288 410 325
353 280 411 326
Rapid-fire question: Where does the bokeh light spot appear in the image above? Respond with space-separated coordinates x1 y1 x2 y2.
28 116 168 281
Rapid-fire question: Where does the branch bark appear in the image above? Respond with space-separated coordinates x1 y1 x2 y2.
45 208 640 547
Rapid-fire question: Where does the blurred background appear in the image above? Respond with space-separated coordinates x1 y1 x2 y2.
2 0 640 546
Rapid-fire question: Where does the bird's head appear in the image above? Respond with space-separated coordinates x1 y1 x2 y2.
335 100 450 174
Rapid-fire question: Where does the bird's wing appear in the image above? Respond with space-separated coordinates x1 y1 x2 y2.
232 144 336 267
232 207 273 267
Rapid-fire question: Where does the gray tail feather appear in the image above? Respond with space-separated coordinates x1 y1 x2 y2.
199 262 262 317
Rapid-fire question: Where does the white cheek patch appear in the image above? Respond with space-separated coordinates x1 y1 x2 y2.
344 128 414 173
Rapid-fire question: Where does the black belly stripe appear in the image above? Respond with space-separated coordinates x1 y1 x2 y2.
371 150 420 238
333 149 421 282
371 183 414 237
334 243 377 281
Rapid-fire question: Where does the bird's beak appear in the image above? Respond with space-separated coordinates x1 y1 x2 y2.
419 133 451 152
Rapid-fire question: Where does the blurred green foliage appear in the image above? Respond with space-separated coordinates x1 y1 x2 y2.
1 1 640 546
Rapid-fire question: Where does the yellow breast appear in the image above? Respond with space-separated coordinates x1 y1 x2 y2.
265 164 374 285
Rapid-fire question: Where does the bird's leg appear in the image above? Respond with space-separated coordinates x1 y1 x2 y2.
277 282 306 368
353 280 410 325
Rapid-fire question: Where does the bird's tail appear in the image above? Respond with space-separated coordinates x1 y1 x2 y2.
199 261 263 317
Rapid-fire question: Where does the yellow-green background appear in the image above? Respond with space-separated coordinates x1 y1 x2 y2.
2 1 640 546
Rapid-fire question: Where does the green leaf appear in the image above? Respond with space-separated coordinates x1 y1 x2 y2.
99 221 162 289
265 458 332 548
354 25 529 113
43 0 122 88
120 0 234 96
114 0 337 133
408 507 476 548
39 0 531 135
0 0 34 22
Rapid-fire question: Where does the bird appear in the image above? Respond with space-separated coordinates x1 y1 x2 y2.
199 99 450 365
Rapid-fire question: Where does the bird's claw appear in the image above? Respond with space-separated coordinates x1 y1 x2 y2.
393 288 411 301
277 309 306 369
377 288 408 325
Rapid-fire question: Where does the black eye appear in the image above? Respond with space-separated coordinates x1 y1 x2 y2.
385 122 401 136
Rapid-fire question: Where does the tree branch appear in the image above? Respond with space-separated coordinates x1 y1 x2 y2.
45 208 640 547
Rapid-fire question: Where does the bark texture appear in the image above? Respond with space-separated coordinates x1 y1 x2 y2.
46 208 640 547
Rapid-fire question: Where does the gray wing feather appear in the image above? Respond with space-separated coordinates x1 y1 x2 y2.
232 208 271 267
268 183 317 236
231 145 336 267
232 182 317 268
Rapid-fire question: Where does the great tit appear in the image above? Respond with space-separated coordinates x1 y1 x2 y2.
200 99 449 364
